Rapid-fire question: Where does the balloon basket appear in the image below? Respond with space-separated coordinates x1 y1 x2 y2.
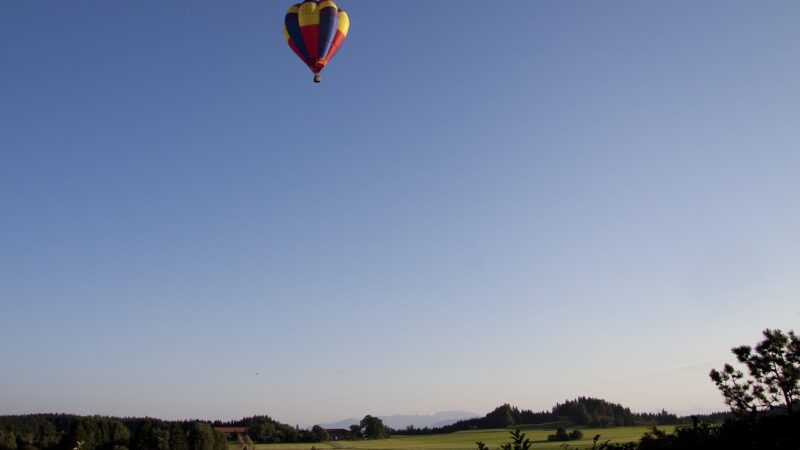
314 74 321 83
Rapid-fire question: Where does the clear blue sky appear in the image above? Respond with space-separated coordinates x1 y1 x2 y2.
1 0 799 426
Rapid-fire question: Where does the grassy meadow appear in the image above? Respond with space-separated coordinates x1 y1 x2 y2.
229 426 677 450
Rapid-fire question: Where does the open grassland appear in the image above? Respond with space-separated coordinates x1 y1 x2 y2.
231 426 677 450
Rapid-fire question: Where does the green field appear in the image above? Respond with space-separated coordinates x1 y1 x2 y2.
229 426 676 450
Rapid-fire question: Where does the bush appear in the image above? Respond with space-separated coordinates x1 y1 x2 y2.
547 427 583 442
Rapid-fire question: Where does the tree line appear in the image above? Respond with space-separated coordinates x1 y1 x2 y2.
0 412 395 450
0 416 228 450
395 398 680 435
0 415 331 450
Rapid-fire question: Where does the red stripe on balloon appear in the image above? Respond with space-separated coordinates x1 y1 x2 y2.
300 24 320 68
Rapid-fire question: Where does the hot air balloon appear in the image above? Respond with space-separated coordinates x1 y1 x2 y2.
283 0 350 83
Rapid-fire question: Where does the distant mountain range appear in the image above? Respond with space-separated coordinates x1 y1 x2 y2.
321 410 479 429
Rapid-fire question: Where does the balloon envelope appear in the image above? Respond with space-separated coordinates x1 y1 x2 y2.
283 0 350 75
